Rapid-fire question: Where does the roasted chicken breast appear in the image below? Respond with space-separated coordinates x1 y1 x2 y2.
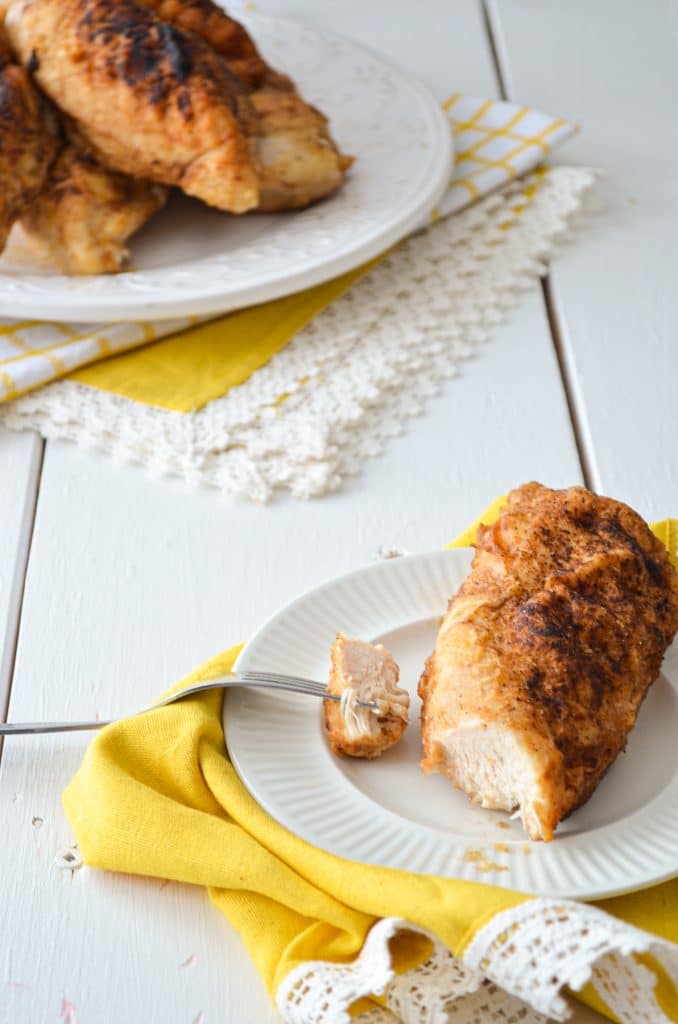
419 483 678 841
136 0 352 210
0 21 58 253
324 633 409 759
6 0 259 212
20 145 167 274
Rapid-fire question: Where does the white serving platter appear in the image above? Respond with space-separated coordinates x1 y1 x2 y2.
0 12 453 322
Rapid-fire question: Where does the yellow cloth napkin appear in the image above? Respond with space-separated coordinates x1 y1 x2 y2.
62 502 678 1022
0 96 574 406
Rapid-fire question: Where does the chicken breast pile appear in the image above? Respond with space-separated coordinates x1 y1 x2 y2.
7 0 261 212
419 482 678 840
0 0 350 272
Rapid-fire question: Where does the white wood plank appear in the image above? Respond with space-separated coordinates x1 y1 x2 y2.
488 0 678 521
0 3 586 1022
0 429 42 717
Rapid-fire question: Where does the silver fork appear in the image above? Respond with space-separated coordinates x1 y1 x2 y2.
0 670 379 736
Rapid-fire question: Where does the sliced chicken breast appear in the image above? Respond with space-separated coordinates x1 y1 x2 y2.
419 483 678 840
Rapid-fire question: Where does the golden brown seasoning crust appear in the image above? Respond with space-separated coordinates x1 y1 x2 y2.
0 26 59 253
20 145 167 273
324 699 407 760
419 483 678 840
6 0 260 212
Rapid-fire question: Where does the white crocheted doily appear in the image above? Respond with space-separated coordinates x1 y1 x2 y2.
277 899 678 1024
0 167 597 502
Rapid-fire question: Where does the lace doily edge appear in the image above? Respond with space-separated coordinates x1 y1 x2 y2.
275 898 678 1024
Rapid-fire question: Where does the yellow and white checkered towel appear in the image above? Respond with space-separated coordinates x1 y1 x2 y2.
0 96 574 404
441 95 571 213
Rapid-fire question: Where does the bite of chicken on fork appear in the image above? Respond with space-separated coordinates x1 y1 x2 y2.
324 633 409 759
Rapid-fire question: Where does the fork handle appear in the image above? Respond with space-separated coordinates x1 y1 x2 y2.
0 682 347 736
0 720 112 735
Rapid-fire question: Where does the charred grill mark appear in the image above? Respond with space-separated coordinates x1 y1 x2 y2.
517 584 634 715
598 514 669 589
524 663 548 704
141 0 267 81
643 556 666 586
0 75 11 112
519 593 572 645
0 31 10 71
147 77 169 105
177 90 191 117
0 72 33 130
123 33 162 84
568 501 596 530
525 667 544 698
79 0 196 100
156 23 192 80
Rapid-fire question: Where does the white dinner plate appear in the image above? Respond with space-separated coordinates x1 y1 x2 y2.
0 12 453 323
228 549 678 900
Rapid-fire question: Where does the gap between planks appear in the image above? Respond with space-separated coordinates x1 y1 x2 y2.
481 0 594 492
0 436 45 763
539 278 597 491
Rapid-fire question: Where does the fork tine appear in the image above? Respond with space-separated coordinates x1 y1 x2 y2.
233 679 327 697
240 670 326 692
239 669 323 683
237 671 378 709
230 680 356 707
240 675 326 696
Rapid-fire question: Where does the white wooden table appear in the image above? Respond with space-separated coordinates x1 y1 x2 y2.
0 1 673 1020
